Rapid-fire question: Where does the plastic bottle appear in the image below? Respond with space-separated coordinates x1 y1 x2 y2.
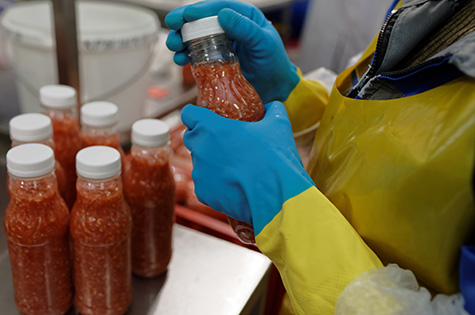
123 119 175 277
71 146 132 315
80 101 127 172
9 113 67 204
181 16 265 244
40 84 83 209
4 143 72 314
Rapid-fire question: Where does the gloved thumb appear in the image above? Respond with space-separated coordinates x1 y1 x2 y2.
218 8 267 49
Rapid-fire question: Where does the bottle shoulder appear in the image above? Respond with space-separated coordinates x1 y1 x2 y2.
71 178 131 245
5 176 69 245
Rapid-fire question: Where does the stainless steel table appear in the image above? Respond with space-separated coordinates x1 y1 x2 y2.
145 225 271 315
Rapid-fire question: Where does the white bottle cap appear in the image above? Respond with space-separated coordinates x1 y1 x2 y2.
7 143 55 178
132 119 170 147
39 85 77 108
9 113 53 142
181 16 225 43
76 146 121 179
81 102 119 127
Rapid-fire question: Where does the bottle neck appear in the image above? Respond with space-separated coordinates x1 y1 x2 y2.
76 174 124 209
81 124 118 135
130 143 170 165
77 173 121 184
188 34 238 66
77 173 122 194
42 106 77 118
8 172 58 198
131 143 169 153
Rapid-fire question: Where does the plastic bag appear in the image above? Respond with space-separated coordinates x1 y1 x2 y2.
335 264 469 315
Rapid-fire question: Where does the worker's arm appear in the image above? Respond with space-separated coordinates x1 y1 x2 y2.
180 101 382 314
256 185 382 314
282 69 328 133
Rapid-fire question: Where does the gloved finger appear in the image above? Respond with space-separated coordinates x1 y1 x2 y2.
165 29 186 52
217 8 268 49
180 104 224 130
183 0 267 26
181 105 201 151
165 6 187 30
173 52 191 66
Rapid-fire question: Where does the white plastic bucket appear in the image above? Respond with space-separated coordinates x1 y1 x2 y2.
0 0 160 133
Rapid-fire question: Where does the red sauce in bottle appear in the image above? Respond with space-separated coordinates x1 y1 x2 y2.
80 132 124 155
123 146 175 277
193 61 265 121
71 147 132 314
47 112 83 208
191 60 265 244
80 129 128 176
4 145 72 314
54 160 68 202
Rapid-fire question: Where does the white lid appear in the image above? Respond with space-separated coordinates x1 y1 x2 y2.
7 143 55 177
81 102 119 127
76 146 121 179
181 16 225 43
39 85 77 108
132 119 170 147
9 113 53 142
0 1 159 51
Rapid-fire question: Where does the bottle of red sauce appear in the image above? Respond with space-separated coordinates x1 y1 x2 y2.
80 101 127 172
9 113 67 203
71 146 132 315
4 143 72 314
181 16 266 244
123 119 175 278
40 85 83 209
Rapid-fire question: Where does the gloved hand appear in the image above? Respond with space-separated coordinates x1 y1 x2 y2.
181 101 315 234
166 0 300 104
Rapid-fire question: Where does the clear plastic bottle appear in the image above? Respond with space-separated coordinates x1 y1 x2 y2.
80 101 127 172
181 16 265 244
71 146 132 315
123 119 175 278
9 113 68 204
4 143 72 314
40 84 83 209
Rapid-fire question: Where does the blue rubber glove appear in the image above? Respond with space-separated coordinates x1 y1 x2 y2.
165 0 300 104
181 101 315 234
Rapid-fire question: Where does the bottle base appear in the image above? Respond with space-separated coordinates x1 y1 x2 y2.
227 217 256 244
132 252 171 278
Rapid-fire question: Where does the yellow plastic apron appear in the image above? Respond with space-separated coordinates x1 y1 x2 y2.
306 46 475 294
